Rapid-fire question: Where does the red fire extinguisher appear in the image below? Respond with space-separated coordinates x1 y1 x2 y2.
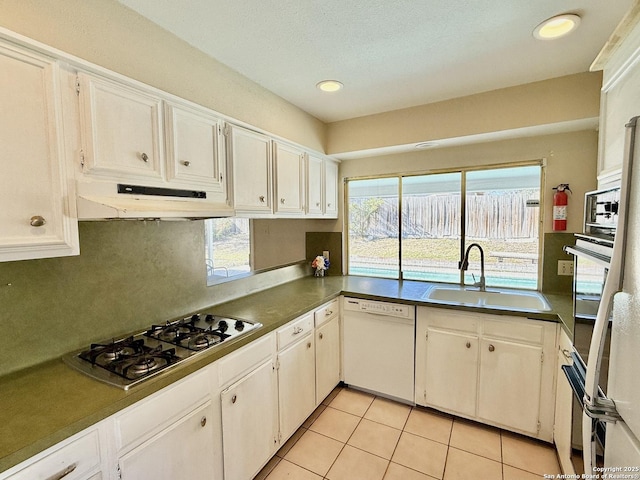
553 184 571 231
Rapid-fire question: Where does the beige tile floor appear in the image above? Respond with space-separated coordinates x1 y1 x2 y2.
254 386 562 480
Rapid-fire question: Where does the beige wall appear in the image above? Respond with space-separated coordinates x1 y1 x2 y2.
0 0 326 151
338 129 599 234
327 72 602 155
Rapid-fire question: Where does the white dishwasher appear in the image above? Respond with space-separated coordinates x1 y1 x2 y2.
342 297 415 403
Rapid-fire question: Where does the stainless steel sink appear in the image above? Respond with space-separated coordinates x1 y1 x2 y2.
422 286 552 311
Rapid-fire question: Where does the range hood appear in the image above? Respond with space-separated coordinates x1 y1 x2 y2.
76 183 234 220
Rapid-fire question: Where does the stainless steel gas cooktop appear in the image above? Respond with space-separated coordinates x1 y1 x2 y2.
64 312 262 390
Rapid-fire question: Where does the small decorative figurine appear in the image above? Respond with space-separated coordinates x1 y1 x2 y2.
312 255 330 276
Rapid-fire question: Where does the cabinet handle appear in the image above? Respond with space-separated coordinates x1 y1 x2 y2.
316 202 320 207
200 416 207 427
319 332 324 340
307 342 312 349
181 160 191 167
30 215 46 227
140 152 149 162
326 310 333 316
259 195 265 203
280 198 285 204
292 326 303 335
327 203 332 208
232 394 237 404
45 463 77 480
466 341 471 348
488 344 495 352
561 348 572 360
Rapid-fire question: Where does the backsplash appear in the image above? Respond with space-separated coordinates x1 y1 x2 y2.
0 221 306 377
541 232 575 295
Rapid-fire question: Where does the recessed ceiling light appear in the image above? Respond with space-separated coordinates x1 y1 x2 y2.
316 80 343 92
415 142 438 149
533 14 581 40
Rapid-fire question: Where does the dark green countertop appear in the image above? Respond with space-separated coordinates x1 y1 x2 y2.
0 275 572 473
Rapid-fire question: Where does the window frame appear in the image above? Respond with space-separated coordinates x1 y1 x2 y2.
345 160 545 288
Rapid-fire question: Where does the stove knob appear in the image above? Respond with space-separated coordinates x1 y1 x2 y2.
205 314 214 323
218 320 228 332
235 320 245 331
191 314 200 323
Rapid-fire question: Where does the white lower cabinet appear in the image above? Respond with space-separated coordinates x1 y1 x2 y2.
0 425 104 480
314 299 341 404
113 368 218 480
117 401 215 480
416 307 557 441
422 328 478 418
277 314 316 441
218 333 278 480
555 329 576 475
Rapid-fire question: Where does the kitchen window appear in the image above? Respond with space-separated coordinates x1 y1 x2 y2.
347 163 542 289
205 217 252 285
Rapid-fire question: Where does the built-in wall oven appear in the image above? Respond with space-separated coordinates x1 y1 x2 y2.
563 187 619 473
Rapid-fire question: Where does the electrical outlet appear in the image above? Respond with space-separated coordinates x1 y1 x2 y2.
558 260 574 276
323 250 330 261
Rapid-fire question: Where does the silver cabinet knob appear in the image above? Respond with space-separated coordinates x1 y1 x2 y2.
200 416 207 427
327 203 332 208
316 202 320 207
319 333 324 340
181 160 191 167
30 215 46 227
231 394 237 404
466 342 471 349
140 152 149 162
488 344 495 352
307 342 312 349
259 196 265 203
326 310 333 316
280 198 285 204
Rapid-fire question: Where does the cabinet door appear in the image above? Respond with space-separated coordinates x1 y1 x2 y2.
324 159 338 218
278 334 316 440
164 102 227 198
420 328 478 417
118 401 215 480
0 43 79 262
77 73 163 181
307 154 324 215
228 125 272 213
478 338 543 434
315 315 341 404
273 142 304 215
221 360 278 480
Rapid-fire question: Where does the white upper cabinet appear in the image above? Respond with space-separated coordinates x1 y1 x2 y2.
227 124 273 214
324 159 339 218
306 154 339 218
77 72 164 181
306 154 324 216
273 142 305 215
0 42 79 262
164 101 228 201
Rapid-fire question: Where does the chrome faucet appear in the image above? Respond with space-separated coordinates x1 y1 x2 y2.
460 243 486 292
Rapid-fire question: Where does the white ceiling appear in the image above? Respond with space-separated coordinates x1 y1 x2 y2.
118 0 633 123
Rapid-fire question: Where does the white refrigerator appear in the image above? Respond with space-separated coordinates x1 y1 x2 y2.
583 116 640 472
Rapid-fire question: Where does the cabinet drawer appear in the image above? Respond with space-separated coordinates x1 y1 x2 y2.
218 332 275 387
418 306 478 333
115 369 210 451
277 313 313 350
482 317 545 344
3 428 101 480
314 299 339 327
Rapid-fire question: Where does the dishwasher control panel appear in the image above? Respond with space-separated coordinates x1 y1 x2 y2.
343 297 412 318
